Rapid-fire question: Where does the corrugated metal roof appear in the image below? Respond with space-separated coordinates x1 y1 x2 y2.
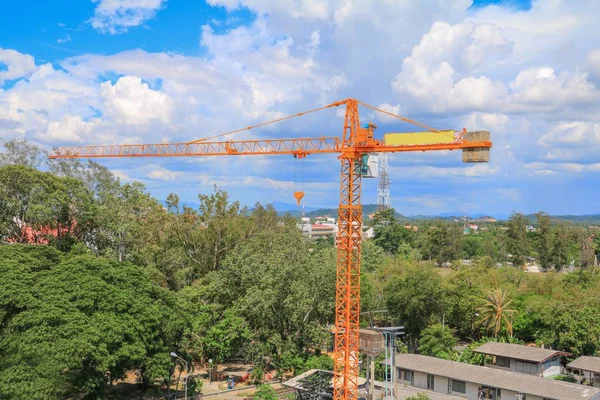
473 342 570 363
393 354 600 400
568 356 600 374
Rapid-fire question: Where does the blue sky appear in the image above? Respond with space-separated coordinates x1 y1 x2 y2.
1 0 599 217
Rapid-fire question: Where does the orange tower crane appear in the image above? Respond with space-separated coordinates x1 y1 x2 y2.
50 98 491 400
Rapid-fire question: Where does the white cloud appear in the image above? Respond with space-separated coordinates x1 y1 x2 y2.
57 34 72 44
498 188 520 202
90 0 166 34
100 76 173 125
538 121 600 147
586 49 600 86
0 48 36 82
146 168 183 181
392 21 512 112
390 163 498 180
462 112 509 133
41 115 95 144
507 67 600 112
525 162 600 175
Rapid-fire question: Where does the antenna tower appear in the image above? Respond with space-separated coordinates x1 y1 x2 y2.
377 153 391 212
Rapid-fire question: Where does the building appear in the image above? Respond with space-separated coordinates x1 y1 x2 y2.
391 354 600 400
311 223 337 239
567 356 600 387
473 342 570 378
363 227 375 239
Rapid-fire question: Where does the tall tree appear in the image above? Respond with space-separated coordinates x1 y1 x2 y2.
505 213 529 268
477 287 516 338
551 225 570 271
0 246 185 399
0 138 47 168
535 212 553 271
579 235 596 269
422 224 462 266
385 265 443 347
419 324 458 359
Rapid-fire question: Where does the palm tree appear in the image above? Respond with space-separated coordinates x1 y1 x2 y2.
477 287 516 337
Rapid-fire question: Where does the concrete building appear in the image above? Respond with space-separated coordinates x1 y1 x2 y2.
473 342 570 378
311 223 337 239
392 354 600 400
567 356 600 388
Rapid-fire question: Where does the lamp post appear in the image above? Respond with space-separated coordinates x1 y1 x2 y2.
171 352 189 400
208 359 213 384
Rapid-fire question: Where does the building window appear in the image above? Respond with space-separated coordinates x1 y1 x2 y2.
400 369 412 382
451 380 466 394
496 356 510 368
515 361 538 374
542 357 560 371
427 374 434 390
517 394 526 400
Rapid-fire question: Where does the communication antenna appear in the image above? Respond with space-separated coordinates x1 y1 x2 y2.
377 153 391 212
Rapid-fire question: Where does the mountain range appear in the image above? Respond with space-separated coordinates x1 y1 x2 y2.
161 200 600 224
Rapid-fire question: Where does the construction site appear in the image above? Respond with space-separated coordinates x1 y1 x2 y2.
48 98 492 400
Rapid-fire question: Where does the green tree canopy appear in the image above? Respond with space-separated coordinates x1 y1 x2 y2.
0 245 185 399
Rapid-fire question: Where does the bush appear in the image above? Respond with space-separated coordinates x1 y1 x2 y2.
553 374 577 383
406 393 431 400
253 385 277 400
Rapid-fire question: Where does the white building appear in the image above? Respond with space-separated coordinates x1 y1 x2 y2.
391 354 600 400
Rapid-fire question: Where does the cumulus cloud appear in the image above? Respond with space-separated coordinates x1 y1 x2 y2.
0 48 36 83
392 21 512 112
525 162 600 175
41 115 95 144
146 168 183 181
100 76 173 125
2 0 600 212
586 49 600 86
538 121 600 148
90 0 167 34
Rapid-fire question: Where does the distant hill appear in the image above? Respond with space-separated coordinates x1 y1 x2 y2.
526 213 600 225
278 204 406 221
163 199 599 224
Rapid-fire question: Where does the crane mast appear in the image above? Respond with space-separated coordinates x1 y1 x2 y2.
50 98 491 400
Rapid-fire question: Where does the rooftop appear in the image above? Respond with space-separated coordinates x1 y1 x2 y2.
568 356 600 374
473 342 571 363
392 354 600 400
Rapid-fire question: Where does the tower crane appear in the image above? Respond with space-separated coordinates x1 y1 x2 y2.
50 98 491 400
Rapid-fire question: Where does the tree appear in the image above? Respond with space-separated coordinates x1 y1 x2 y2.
0 138 47 168
0 165 95 248
205 227 335 371
580 235 596 269
0 246 185 399
535 212 553 271
422 224 462 266
419 324 458 359
253 385 278 400
551 225 570 271
505 213 529 268
385 265 443 347
477 287 516 338
372 209 414 255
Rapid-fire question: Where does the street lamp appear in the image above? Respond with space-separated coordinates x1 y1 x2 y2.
171 352 189 400
208 359 213 384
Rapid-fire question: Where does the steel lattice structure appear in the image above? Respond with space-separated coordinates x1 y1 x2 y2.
377 152 391 212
